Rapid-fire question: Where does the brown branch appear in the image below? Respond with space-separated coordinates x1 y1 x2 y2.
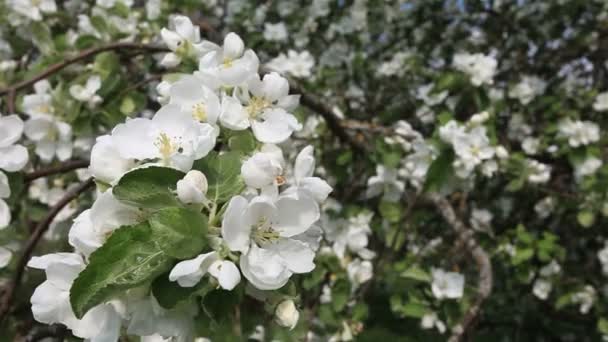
24 159 90 182
0 43 169 96
289 81 365 151
0 178 95 323
428 193 493 342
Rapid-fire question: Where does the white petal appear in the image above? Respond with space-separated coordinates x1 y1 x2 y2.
73 304 122 342
111 118 157 160
173 16 197 42
160 53 182 68
267 238 315 273
219 96 250 130
208 260 241 290
68 209 103 257
169 252 218 287
0 115 24 147
223 32 244 60
0 199 9 229
298 177 333 203
294 145 315 180
251 109 298 144
24 117 52 141
221 196 251 252
241 152 282 189
274 191 319 237
90 190 140 236
261 73 289 102
0 145 28 172
160 28 182 51
0 171 10 198
239 244 291 290
90 135 134 185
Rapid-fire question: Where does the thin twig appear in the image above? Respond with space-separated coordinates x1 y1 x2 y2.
0 178 95 323
24 159 90 182
429 193 493 342
0 43 168 96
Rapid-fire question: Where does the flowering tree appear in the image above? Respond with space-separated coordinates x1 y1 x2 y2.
0 0 607 341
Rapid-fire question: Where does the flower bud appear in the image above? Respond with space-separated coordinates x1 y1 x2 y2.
275 299 299 330
176 170 208 204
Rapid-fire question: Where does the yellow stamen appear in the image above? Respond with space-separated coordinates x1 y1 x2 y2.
155 133 177 160
246 97 271 118
192 103 207 121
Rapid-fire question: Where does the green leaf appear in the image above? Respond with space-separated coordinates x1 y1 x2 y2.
511 248 534 266
149 207 208 259
422 148 454 193
331 279 350 312
227 130 257 155
577 210 595 228
598 318 608 334
379 201 402 223
152 272 213 309
70 223 173 318
193 152 245 203
400 301 428 318
400 266 431 283
113 166 184 208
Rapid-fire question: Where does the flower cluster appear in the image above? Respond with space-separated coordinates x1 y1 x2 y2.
28 22 331 340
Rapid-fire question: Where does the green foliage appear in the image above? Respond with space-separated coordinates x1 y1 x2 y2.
193 151 245 204
70 223 173 318
148 207 208 259
113 166 185 208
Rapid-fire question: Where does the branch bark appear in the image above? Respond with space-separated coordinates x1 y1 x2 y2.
24 159 90 182
429 193 493 342
0 43 168 96
0 178 95 323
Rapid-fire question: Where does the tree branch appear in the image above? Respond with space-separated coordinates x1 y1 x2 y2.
0 43 168 96
0 178 95 323
428 193 493 342
24 159 90 182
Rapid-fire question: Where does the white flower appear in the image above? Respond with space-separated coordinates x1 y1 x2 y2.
527 159 551 184
593 92 608 111
597 242 608 275
0 171 10 229
127 295 196 339
69 75 102 108
0 114 28 172
219 72 301 143
453 52 497 86
431 268 464 300
274 299 299 330
534 197 555 219
68 190 140 257
241 144 285 189
346 259 371 286
24 114 73 163
290 145 332 203
508 76 546 105
572 285 596 314
539 260 561 277
176 170 209 205
9 0 57 21
169 251 240 290
160 15 218 67
420 312 446 334
263 22 288 42
197 32 259 87
521 137 540 155
470 208 493 233
324 212 374 260
532 278 552 300
0 245 12 268
23 80 54 116
111 104 217 171
266 50 315 79
366 165 405 202
558 118 600 147
96 0 133 8
416 83 448 106
222 191 320 290
169 75 221 124
574 156 602 179
89 135 136 185
28 253 122 341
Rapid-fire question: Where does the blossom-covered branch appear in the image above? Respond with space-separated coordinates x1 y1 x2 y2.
429 194 493 342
